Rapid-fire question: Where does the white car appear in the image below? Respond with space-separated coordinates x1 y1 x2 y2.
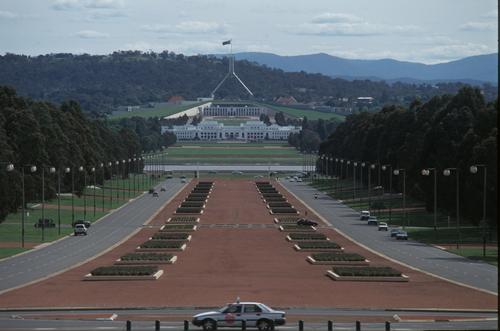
192 301 286 331
360 210 370 220
296 178 303 182
74 224 87 236
378 222 388 231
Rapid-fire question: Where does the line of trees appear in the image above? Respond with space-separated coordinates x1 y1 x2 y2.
317 87 497 228
0 86 175 222
1 52 495 115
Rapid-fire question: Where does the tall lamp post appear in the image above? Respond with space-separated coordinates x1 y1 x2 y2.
127 159 131 198
57 167 70 235
443 168 460 249
393 168 406 229
421 168 437 231
115 161 120 199
360 162 365 203
41 166 56 242
339 159 344 196
78 166 86 221
470 164 487 256
108 162 113 208
368 164 375 213
100 163 104 212
382 164 393 223
91 167 96 216
346 160 351 195
353 162 357 200
21 165 37 247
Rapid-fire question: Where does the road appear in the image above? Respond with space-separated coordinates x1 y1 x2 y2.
145 165 308 172
0 179 186 294
0 308 496 330
280 181 498 294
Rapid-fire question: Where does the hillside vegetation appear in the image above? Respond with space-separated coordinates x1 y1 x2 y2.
0 51 486 115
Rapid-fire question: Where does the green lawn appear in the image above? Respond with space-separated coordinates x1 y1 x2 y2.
0 248 29 259
0 175 165 252
263 104 345 121
446 247 498 266
108 102 206 120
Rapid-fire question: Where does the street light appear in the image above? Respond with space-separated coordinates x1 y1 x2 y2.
41 166 56 242
78 166 87 221
360 162 365 203
421 168 437 231
21 165 37 247
115 161 120 199
127 158 131 199
100 163 104 212
339 159 344 196
470 164 487 256
368 164 375 213
108 162 113 208
353 162 357 200
58 167 70 235
443 168 460 249
382 164 393 223
91 167 96 216
121 160 126 200
393 168 406 229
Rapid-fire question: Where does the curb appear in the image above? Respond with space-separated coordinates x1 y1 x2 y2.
279 182 498 297
0 180 187 297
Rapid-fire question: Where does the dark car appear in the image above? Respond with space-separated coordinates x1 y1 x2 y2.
148 188 155 194
367 217 378 226
72 219 91 228
297 218 318 226
34 218 56 228
160 187 166 192
152 192 159 197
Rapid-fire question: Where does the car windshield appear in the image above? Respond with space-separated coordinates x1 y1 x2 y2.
258 303 272 312
218 305 228 312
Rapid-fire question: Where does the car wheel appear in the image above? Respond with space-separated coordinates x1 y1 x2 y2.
257 319 272 331
202 319 217 331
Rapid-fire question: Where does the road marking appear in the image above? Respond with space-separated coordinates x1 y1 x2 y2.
279 182 498 297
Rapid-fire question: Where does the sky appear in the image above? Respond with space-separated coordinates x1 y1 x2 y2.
0 0 497 64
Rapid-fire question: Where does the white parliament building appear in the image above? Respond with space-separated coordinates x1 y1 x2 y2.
161 103 301 142
162 120 300 141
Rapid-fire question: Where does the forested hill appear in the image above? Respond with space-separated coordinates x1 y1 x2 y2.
0 51 495 115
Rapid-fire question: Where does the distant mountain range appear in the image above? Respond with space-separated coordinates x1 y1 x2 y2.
230 52 498 84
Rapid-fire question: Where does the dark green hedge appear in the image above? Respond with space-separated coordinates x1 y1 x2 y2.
140 240 185 248
188 193 209 197
281 225 315 231
271 207 297 214
91 266 158 276
262 193 283 198
268 202 292 208
120 252 174 261
185 196 207 202
176 207 203 213
276 216 301 223
180 201 205 208
265 197 287 202
297 241 341 249
312 253 365 261
333 267 402 277
289 233 327 240
168 216 198 224
162 224 196 230
152 232 190 240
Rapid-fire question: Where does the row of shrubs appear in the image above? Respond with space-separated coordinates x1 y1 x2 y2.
91 266 158 276
177 181 214 214
167 216 199 224
121 252 174 261
152 232 190 240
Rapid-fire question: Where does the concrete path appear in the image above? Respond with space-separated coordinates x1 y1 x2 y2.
0 179 186 294
280 181 498 294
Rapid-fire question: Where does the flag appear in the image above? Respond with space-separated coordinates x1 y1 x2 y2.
222 40 231 46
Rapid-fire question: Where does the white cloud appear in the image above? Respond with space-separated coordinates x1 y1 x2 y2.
311 13 363 24
142 21 228 35
482 9 498 19
75 30 109 38
287 13 422 37
51 0 123 10
460 21 496 32
0 10 19 19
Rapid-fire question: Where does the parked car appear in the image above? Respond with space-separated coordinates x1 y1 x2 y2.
390 228 401 237
378 222 388 231
396 231 408 240
34 218 56 228
72 219 91 228
192 301 286 331
289 178 296 182
74 224 87 236
296 178 303 182
166 175 173 179
367 217 378 225
181 178 187 183
152 191 159 197
160 187 166 192
360 210 370 220
297 218 318 226
148 188 155 194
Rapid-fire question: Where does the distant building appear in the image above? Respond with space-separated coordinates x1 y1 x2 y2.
356 97 374 104
275 96 298 105
161 120 300 142
201 103 266 117
168 95 184 104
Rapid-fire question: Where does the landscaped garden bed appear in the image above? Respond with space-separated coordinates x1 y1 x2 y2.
262 193 283 198
327 266 409 282
151 232 192 241
267 202 293 208
274 217 301 224
175 207 203 214
270 207 298 214
160 224 197 231
115 252 177 265
264 196 288 202
184 196 207 202
137 240 187 251
180 201 205 208
307 253 369 265
166 216 200 224
192 188 211 193
279 225 316 232
294 241 343 251
188 193 209 198
286 233 328 241
84 266 163 280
